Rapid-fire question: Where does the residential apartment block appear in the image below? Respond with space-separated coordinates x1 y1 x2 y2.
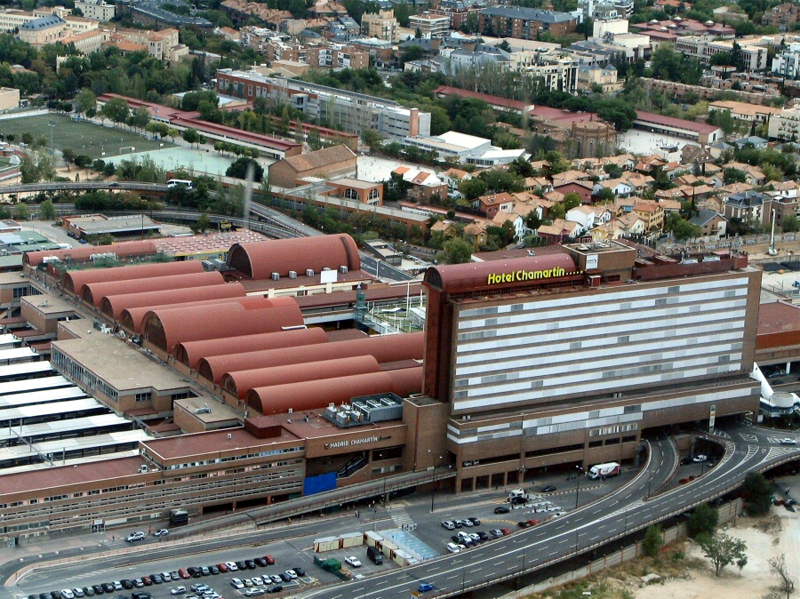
361 9 398 42
478 6 577 40
216 69 431 139
768 105 800 142
761 2 800 31
74 0 115 21
773 42 800 79
409 12 451 38
674 35 769 71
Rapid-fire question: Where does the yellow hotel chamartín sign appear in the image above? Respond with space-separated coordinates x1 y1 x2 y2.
487 267 571 285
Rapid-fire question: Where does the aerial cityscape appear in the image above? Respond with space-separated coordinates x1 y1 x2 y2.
0 0 799 596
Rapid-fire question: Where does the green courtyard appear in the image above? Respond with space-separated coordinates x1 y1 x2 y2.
0 114 172 159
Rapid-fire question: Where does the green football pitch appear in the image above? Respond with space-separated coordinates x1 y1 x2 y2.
0 114 172 159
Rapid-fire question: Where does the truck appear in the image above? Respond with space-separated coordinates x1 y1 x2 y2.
508 488 529 504
313 555 342 573
587 462 620 480
366 545 383 565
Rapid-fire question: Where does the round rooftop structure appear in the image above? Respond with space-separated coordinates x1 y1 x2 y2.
101 282 246 320
221 355 381 399
424 253 578 294
142 296 303 355
120 295 269 334
81 271 224 307
245 367 422 415
174 327 328 369
226 234 360 280
197 331 424 383
26 240 158 269
63 260 202 296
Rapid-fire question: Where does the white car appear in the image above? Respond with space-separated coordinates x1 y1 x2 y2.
460 519 473 527
153 529 169 537
345 556 362 568
692 454 708 463
170 587 186 595
446 542 462 553
226 562 239 572
61 591 75 599
269 575 282 585
230 579 244 589
441 521 456 530
284 570 297 580
781 438 797 445
126 532 145 543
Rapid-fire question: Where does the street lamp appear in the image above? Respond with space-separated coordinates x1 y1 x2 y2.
430 454 442 513
575 465 583 509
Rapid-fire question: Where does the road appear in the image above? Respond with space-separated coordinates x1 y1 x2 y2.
6 424 799 599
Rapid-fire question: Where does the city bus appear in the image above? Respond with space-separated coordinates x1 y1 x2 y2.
166 179 194 190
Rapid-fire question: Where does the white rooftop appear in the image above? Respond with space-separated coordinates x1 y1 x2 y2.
434 131 491 150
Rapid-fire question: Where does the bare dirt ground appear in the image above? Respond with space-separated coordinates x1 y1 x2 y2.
633 510 800 599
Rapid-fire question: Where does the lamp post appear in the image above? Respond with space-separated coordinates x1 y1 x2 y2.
575 465 583 509
430 455 442 513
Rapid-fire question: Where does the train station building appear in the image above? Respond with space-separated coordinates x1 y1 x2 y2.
0 233 773 541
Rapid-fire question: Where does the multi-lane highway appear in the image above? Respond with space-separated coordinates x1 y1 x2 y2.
3 424 798 599
295 424 799 599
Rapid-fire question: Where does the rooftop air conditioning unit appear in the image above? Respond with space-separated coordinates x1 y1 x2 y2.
289 270 297 279
339 266 348 274
322 267 330 271
305 268 315 277
271 272 280 280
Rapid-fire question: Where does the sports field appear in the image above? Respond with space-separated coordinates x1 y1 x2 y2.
0 114 172 159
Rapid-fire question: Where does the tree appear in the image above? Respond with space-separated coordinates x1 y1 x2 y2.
603 163 622 179
362 128 384 151
438 238 473 264
61 148 76 169
667 214 701 241
549 202 566 220
194 212 211 233
459 177 488 201
307 128 323 151
697 533 747 577
723 168 748 185
643 524 663 558
563 193 582 211
100 96 129 126
595 187 616 203
782 214 800 233
13 202 30 221
742 472 773 515
225 157 264 182
687 504 718 538
770 555 796 599
130 106 150 132
183 128 204 148
39 199 56 220
77 88 96 117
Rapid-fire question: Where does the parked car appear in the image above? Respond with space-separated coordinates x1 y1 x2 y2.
468 517 480 525
541 485 557 493
446 542 463 553
344 556 362 568
229 579 244 590
441 520 456 530
292 568 305 577
153 529 169 537
284 570 297 580
692 454 708 463
489 529 504 539
170 588 186 595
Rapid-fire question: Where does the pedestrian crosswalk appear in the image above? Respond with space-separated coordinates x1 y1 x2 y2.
388 506 414 528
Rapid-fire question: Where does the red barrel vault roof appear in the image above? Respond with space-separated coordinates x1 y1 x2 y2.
81 271 224 307
63 260 203 295
174 327 329 369
101 282 246 320
197 331 424 383
25 240 157 268
226 234 360 280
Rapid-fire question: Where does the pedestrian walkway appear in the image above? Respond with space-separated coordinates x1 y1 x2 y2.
387 506 414 528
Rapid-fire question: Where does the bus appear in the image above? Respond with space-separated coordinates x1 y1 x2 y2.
166 179 194 190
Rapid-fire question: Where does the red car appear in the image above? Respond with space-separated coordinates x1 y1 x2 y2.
500 528 512 536
178 569 190 579
216 563 228 573
526 519 539 527
141 577 152 586
264 555 275 565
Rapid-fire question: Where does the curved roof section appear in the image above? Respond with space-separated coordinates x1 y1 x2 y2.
142 297 303 355
81 271 223 307
101 282 245 320
197 331 424 383
221 355 380 399
120 295 271 335
246 371 396 415
63 260 203 296
174 327 328 369
423 253 578 293
226 234 360 280
25 240 157 268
